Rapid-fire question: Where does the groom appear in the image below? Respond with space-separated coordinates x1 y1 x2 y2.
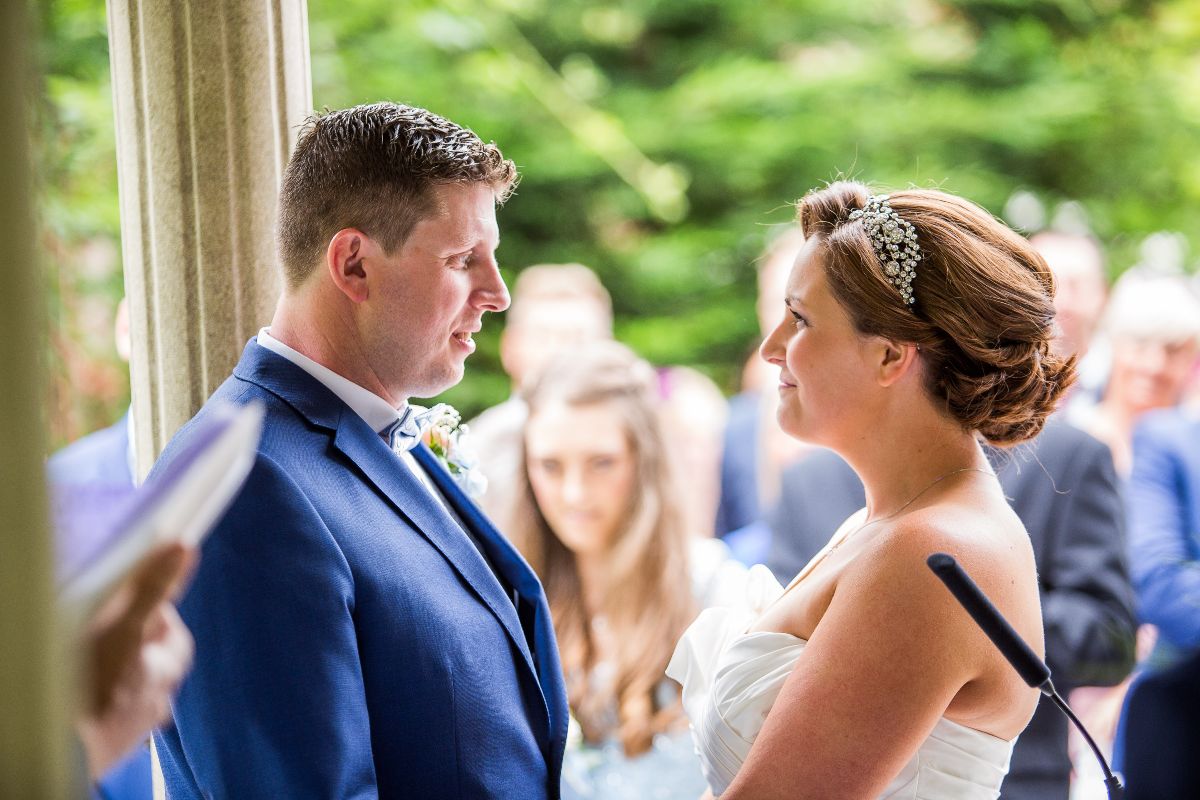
151 102 568 798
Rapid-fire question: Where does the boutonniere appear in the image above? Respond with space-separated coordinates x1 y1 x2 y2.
417 403 488 500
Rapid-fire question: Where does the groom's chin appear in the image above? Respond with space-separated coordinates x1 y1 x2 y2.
417 363 467 399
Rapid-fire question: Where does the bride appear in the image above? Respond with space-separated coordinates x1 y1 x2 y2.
667 182 1075 799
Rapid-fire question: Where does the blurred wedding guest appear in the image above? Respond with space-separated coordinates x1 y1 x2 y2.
656 365 728 538
1109 375 1200 799
48 298 135 544
1116 646 1200 800
1029 232 1109 409
1126 405 1200 670
48 297 152 800
765 419 1136 800
469 263 613 523
1186 273 1200 404
76 543 194 795
507 342 745 800
716 227 808 544
1062 274 1200 799
1074 275 1200 475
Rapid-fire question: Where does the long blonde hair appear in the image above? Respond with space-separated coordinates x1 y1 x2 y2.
507 341 696 756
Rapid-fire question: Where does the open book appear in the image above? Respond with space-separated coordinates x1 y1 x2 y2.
58 401 264 620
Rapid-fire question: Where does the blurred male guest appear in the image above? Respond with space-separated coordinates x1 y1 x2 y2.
468 263 612 523
1127 405 1200 670
1075 275 1200 475
151 103 567 799
49 298 137 562
1118 647 1200 800
49 297 153 800
1030 231 1109 408
1111 403 1200 796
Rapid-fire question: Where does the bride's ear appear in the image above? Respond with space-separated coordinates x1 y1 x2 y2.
875 337 920 387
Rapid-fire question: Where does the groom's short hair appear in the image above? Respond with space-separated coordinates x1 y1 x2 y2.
276 102 518 288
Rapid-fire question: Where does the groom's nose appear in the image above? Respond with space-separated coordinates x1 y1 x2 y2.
472 256 510 313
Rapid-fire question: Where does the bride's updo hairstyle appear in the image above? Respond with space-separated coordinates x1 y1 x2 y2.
798 181 1076 446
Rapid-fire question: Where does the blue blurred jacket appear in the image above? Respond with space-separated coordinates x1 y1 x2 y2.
1128 406 1200 665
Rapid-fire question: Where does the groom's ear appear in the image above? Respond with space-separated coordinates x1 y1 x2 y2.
875 337 920 388
327 228 371 304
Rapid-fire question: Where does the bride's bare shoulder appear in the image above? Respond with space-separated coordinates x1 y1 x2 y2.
850 499 1037 610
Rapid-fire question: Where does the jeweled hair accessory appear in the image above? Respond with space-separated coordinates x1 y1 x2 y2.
848 194 922 306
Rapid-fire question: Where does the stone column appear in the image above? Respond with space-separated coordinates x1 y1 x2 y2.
107 0 312 477
0 0 72 796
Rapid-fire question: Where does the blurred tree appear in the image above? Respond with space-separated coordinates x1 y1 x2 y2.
34 0 1200 441
35 0 127 448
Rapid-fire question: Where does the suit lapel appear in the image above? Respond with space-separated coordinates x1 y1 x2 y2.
332 411 541 666
234 340 567 762
412 445 542 598
412 445 569 762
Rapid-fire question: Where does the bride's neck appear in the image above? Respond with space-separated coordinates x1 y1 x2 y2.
839 405 989 521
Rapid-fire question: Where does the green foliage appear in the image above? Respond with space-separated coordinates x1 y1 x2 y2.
306 0 1200 416
36 0 1200 436
36 0 128 448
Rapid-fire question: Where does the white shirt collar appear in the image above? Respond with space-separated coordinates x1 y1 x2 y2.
257 327 405 435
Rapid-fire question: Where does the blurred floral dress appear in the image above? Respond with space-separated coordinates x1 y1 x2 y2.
560 538 748 800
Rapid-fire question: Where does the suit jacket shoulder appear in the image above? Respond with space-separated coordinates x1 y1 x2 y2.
155 341 565 800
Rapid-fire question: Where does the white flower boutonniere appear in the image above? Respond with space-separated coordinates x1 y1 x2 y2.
417 403 488 500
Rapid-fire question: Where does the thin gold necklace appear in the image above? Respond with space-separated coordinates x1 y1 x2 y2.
782 466 995 595
857 466 993 533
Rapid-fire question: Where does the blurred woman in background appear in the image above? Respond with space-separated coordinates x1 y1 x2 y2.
1072 274 1200 475
507 341 744 800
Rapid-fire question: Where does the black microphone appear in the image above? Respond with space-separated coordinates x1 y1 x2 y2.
926 553 1124 800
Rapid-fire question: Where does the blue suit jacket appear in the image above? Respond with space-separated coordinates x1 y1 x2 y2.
715 390 761 537
153 341 568 798
1119 646 1200 800
1129 406 1200 662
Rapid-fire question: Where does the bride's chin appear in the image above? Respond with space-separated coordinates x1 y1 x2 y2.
777 414 830 448
784 429 818 446
776 416 809 443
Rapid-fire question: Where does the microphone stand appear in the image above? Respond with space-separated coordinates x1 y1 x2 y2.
1044 689 1124 800
926 553 1124 800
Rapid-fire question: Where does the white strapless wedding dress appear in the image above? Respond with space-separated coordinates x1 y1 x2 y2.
666 565 1015 799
